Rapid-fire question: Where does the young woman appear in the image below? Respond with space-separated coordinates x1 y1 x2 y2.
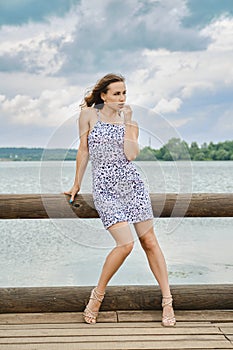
64 73 176 327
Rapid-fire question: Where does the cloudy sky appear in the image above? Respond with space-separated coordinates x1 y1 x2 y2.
0 0 233 148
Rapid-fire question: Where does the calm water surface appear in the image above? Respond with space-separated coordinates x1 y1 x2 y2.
0 160 232 287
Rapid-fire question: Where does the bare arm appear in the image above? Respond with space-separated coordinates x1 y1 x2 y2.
73 110 90 187
64 109 90 202
124 121 140 161
123 106 140 161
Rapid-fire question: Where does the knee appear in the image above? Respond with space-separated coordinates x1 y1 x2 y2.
140 234 157 252
118 241 134 256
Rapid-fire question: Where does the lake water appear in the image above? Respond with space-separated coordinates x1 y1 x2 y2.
0 160 232 287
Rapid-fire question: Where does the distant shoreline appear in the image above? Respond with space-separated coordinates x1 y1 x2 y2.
1 159 233 162
1 138 233 161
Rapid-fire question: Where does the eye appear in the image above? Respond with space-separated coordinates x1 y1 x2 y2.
113 91 127 96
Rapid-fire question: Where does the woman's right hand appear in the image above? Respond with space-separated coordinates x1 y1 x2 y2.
64 183 80 203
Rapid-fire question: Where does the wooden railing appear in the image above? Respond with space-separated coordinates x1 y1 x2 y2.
0 193 233 219
0 285 233 313
0 192 232 312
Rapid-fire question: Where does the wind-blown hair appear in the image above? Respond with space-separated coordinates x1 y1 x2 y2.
80 73 125 109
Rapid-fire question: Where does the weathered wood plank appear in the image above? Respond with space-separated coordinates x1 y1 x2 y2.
0 326 222 337
0 339 232 349
0 321 213 329
117 310 205 322
1 311 233 350
0 310 233 325
219 327 233 334
213 322 233 327
0 310 233 350
117 310 233 322
201 310 233 322
0 334 227 344
1 284 233 313
0 312 117 324
0 193 233 219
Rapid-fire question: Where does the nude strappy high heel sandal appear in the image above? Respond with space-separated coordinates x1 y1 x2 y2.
161 295 176 327
83 287 105 324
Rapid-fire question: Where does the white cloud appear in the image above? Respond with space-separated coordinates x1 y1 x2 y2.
0 86 83 127
170 117 192 128
201 16 233 51
59 0 210 77
0 8 78 74
153 97 183 114
0 72 69 97
0 1 233 146
181 81 214 98
127 14 233 108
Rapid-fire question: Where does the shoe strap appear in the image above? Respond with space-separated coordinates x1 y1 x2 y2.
90 287 105 303
162 315 176 326
84 305 98 318
162 295 173 308
163 315 176 321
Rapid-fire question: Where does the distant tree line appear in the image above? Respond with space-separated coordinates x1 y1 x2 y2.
0 148 77 161
0 139 233 161
136 138 233 161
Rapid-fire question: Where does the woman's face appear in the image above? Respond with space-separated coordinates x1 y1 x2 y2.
101 81 126 111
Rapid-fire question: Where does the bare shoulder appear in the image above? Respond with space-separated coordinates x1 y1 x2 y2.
130 120 138 127
79 107 96 122
78 108 97 140
78 107 97 131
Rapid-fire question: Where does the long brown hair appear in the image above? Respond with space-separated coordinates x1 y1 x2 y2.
80 73 125 109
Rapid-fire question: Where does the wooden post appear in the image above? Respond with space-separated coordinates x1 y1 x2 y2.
0 193 233 219
0 285 232 313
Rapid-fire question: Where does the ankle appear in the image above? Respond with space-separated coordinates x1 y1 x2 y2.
162 295 173 308
89 287 105 303
95 286 105 296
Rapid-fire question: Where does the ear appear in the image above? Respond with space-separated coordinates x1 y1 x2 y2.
100 92 106 102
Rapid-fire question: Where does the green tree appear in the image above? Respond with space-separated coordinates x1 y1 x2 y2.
163 138 190 160
194 152 205 161
215 149 230 160
136 146 157 161
189 142 199 160
209 150 217 160
163 151 173 161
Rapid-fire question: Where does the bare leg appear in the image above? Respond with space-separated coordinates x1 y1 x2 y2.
133 219 175 320
84 221 134 323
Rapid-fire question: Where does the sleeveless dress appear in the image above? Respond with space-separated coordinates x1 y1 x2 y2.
87 108 154 229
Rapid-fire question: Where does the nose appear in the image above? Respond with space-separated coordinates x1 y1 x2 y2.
119 94 126 102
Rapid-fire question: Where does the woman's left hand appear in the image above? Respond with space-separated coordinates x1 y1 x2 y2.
120 104 132 123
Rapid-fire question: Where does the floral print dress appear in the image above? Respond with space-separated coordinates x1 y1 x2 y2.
87 108 154 229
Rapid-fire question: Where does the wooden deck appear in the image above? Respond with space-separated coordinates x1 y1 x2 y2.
0 310 233 349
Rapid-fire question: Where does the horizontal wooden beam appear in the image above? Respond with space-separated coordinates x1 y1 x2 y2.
0 193 232 219
0 284 232 313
